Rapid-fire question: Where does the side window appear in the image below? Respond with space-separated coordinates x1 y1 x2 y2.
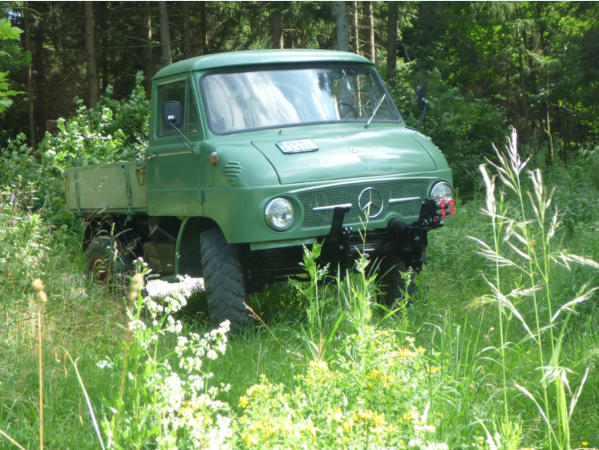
157 79 199 137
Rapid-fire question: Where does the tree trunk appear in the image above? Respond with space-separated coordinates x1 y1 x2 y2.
364 2 375 63
158 1 172 66
331 1 349 52
270 5 284 49
386 2 398 88
33 9 46 142
23 2 36 148
352 2 359 53
182 2 192 58
84 1 99 107
143 3 153 96
199 2 207 54
96 2 107 93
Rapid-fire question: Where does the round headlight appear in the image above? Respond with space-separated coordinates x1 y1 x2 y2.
265 198 294 231
430 181 453 200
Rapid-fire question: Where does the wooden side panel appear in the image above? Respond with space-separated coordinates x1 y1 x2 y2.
63 161 147 212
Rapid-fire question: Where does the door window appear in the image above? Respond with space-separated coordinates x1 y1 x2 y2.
157 79 199 137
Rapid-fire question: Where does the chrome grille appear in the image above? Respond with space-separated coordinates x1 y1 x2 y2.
295 179 430 228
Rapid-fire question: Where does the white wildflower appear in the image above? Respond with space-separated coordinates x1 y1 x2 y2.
128 319 146 332
96 358 114 370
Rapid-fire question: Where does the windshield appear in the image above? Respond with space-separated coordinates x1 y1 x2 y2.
201 64 401 134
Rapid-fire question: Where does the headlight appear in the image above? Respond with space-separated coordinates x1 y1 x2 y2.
265 198 294 231
430 181 453 200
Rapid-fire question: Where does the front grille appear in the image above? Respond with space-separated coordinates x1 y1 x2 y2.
295 179 430 228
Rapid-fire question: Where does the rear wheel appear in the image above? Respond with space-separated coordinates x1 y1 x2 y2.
85 236 132 284
200 228 252 332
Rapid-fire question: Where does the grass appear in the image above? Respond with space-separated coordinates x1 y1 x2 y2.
1 132 599 448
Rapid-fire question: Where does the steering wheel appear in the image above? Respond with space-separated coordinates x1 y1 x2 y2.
337 101 359 119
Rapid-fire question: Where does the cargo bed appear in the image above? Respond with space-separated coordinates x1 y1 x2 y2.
63 160 147 213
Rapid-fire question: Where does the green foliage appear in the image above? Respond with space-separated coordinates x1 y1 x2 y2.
0 183 48 288
471 130 599 447
236 247 446 448
387 61 507 197
2 144 599 447
236 336 444 448
0 73 150 224
40 72 149 169
0 17 27 114
0 133 38 188
403 2 599 157
99 267 232 449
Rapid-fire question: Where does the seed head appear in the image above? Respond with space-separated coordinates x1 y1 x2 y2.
32 278 45 292
32 278 48 303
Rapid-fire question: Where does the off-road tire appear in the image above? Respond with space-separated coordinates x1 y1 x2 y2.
85 236 131 284
200 228 251 332
379 255 418 306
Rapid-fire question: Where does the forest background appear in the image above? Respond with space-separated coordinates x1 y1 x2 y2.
1 1 598 189
1 1 599 449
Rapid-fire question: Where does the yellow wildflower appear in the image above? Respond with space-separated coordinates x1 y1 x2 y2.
238 395 249 408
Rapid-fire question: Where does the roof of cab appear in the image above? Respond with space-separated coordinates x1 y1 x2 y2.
153 49 372 80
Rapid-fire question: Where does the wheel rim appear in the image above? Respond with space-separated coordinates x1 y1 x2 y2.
90 257 110 283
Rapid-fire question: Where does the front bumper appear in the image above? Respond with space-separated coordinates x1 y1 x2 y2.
209 172 452 246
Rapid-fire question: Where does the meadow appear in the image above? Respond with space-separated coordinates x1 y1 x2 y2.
1 131 598 449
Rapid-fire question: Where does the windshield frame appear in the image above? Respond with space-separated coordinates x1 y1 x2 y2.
199 62 403 136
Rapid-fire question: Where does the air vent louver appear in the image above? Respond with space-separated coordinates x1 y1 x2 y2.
224 161 242 183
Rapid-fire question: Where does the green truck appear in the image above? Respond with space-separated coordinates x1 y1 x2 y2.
64 49 455 330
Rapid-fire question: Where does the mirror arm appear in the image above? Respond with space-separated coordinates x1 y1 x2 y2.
168 119 195 154
416 99 428 131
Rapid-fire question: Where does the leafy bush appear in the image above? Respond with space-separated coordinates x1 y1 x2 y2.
0 133 40 190
0 17 28 116
0 183 48 289
0 72 150 225
39 71 149 169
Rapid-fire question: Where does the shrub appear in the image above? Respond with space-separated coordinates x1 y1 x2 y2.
0 72 150 225
39 71 149 169
0 182 49 289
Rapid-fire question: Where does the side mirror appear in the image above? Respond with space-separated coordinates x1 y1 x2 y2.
416 85 427 109
163 101 183 129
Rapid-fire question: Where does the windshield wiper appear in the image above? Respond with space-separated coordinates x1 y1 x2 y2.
365 93 387 128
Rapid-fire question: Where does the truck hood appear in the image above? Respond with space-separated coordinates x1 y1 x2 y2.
250 124 439 185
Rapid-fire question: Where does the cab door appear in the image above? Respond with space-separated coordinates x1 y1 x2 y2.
146 76 204 217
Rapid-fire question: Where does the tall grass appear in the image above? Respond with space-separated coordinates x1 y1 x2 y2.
2 130 599 448
472 128 599 448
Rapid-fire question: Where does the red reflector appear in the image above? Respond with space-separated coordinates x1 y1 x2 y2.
440 209 446 216
449 199 456 207
449 208 455 215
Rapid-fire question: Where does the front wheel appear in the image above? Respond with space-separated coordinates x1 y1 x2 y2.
200 228 252 332
378 255 419 306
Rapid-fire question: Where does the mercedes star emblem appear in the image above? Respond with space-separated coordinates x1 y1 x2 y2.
358 187 384 218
